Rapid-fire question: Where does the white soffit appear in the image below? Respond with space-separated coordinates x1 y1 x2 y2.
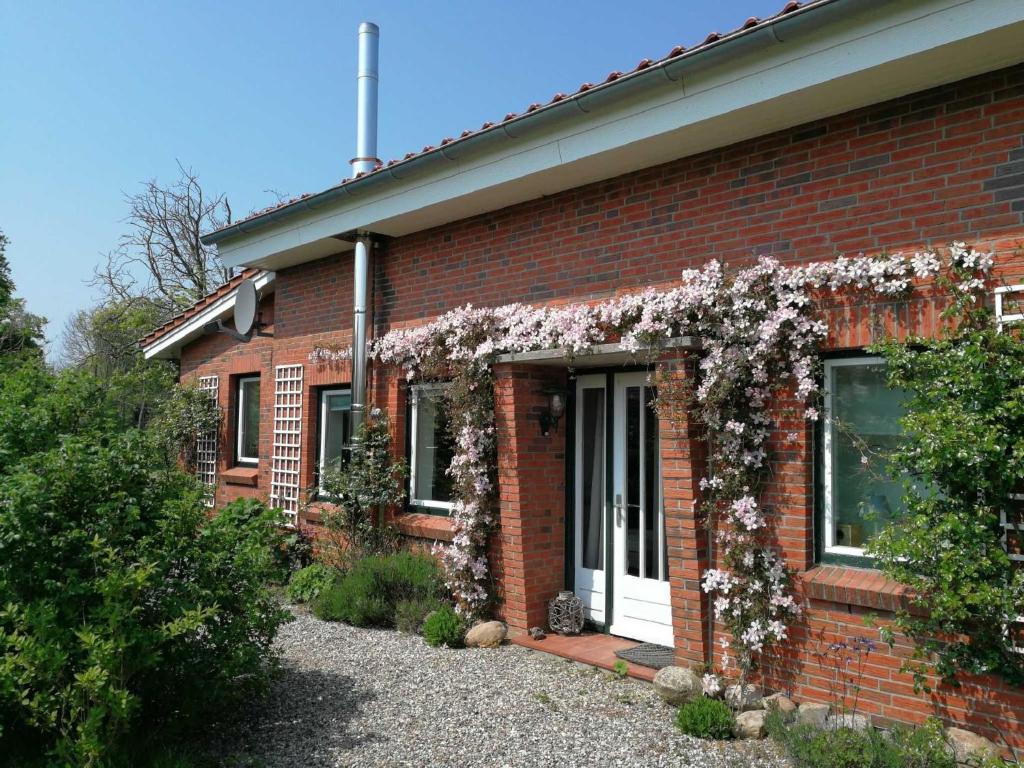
142 271 276 360
217 0 1024 272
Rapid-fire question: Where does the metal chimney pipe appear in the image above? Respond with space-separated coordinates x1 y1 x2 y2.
350 21 379 438
351 21 380 177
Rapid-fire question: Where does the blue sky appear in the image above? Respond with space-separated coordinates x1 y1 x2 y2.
1 0 782 354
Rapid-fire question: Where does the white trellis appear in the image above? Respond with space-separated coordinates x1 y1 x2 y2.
196 375 220 507
270 364 304 523
994 284 1024 331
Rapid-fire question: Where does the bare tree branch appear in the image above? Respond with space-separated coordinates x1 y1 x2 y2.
92 163 232 323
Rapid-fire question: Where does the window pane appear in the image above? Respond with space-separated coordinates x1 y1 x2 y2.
626 386 640 577
322 392 352 474
643 386 661 580
241 379 260 459
830 362 907 548
414 389 455 504
580 388 605 571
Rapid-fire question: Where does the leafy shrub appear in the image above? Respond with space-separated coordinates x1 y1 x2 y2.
869 297 1024 687
422 605 465 648
149 378 222 472
312 551 443 627
675 697 734 740
0 428 289 766
766 713 960 768
286 563 337 604
395 598 443 634
318 410 407 567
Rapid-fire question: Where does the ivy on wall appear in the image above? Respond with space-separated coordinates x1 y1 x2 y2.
370 243 994 676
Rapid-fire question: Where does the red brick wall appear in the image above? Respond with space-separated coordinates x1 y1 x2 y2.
378 65 1024 328
172 63 1024 746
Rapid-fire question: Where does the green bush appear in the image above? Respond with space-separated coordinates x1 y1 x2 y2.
0 424 290 766
286 563 337 604
395 598 443 634
422 605 465 648
675 697 734 740
766 713 961 768
312 551 443 627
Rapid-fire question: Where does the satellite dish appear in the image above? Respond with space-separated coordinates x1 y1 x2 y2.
233 279 258 337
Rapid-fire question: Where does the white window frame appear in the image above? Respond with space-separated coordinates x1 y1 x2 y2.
236 376 261 465
409 383 455 512
318 387 351 493
822 356 891 558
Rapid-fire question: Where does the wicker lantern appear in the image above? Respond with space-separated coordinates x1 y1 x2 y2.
548 590 585 635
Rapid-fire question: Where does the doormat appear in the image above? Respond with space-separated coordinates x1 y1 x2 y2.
614 642 675 670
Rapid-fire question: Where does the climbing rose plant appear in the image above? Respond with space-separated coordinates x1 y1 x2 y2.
371 242 993 672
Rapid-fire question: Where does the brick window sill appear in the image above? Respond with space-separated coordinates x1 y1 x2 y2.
222 466 259 487
800 565 911 613
395 512 455 542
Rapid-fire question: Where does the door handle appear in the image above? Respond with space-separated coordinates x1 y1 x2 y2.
614 493 624 525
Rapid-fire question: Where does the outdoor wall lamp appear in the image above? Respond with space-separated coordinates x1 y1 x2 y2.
539 387 568 436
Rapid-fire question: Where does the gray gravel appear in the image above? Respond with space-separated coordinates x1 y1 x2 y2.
209 609 788 768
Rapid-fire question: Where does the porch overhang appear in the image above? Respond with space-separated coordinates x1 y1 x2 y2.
495 336 699 369
206 0 1024 274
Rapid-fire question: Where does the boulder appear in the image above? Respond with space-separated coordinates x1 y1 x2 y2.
734 709 769 739
652 666 702 706
796 702 830 728
725 683 763 712
465 620 507 648
945 727 1000 766
762 693 797 722
826 713 870 731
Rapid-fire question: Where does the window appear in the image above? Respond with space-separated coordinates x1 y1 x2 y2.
409 385 455 512
821 357 908 559
318 388 352 490
236 376 261 465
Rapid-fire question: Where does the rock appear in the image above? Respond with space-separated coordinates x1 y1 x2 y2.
528 626 546 640
796 702 830 728
945 727 1000 766
826 713 870 731
762 693 796 722
465 620 507 648
652 666 702 706
724 683 763 712
734 709 769 739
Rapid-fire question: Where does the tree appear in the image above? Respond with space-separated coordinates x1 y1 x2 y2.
93 162 232 321
0 229 46 359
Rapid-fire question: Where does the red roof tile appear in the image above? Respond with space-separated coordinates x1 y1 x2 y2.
139 268 263 348
210 1 817 239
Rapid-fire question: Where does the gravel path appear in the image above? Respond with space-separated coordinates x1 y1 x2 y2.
210 609 788 768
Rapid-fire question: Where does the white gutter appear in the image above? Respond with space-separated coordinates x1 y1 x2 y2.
142 271 276 360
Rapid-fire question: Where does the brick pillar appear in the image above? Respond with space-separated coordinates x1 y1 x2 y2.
658 351 712 666
492 364 568 634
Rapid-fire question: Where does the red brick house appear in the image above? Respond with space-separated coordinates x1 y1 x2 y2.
141 0 1024 747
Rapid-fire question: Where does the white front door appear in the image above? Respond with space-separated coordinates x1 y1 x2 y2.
573 374 608 625
572 372 673 645
609 373 673 645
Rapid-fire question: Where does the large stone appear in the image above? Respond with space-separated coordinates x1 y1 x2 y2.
945 727 1000 766
725 683 763 712
734 709 769 739
652 666 702 706
464 620 506 648
826 713 870 731
796 702 830 728
762 693 797 722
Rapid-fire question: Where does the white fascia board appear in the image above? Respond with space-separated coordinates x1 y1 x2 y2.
142 271 276 360
218 0 1024 271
